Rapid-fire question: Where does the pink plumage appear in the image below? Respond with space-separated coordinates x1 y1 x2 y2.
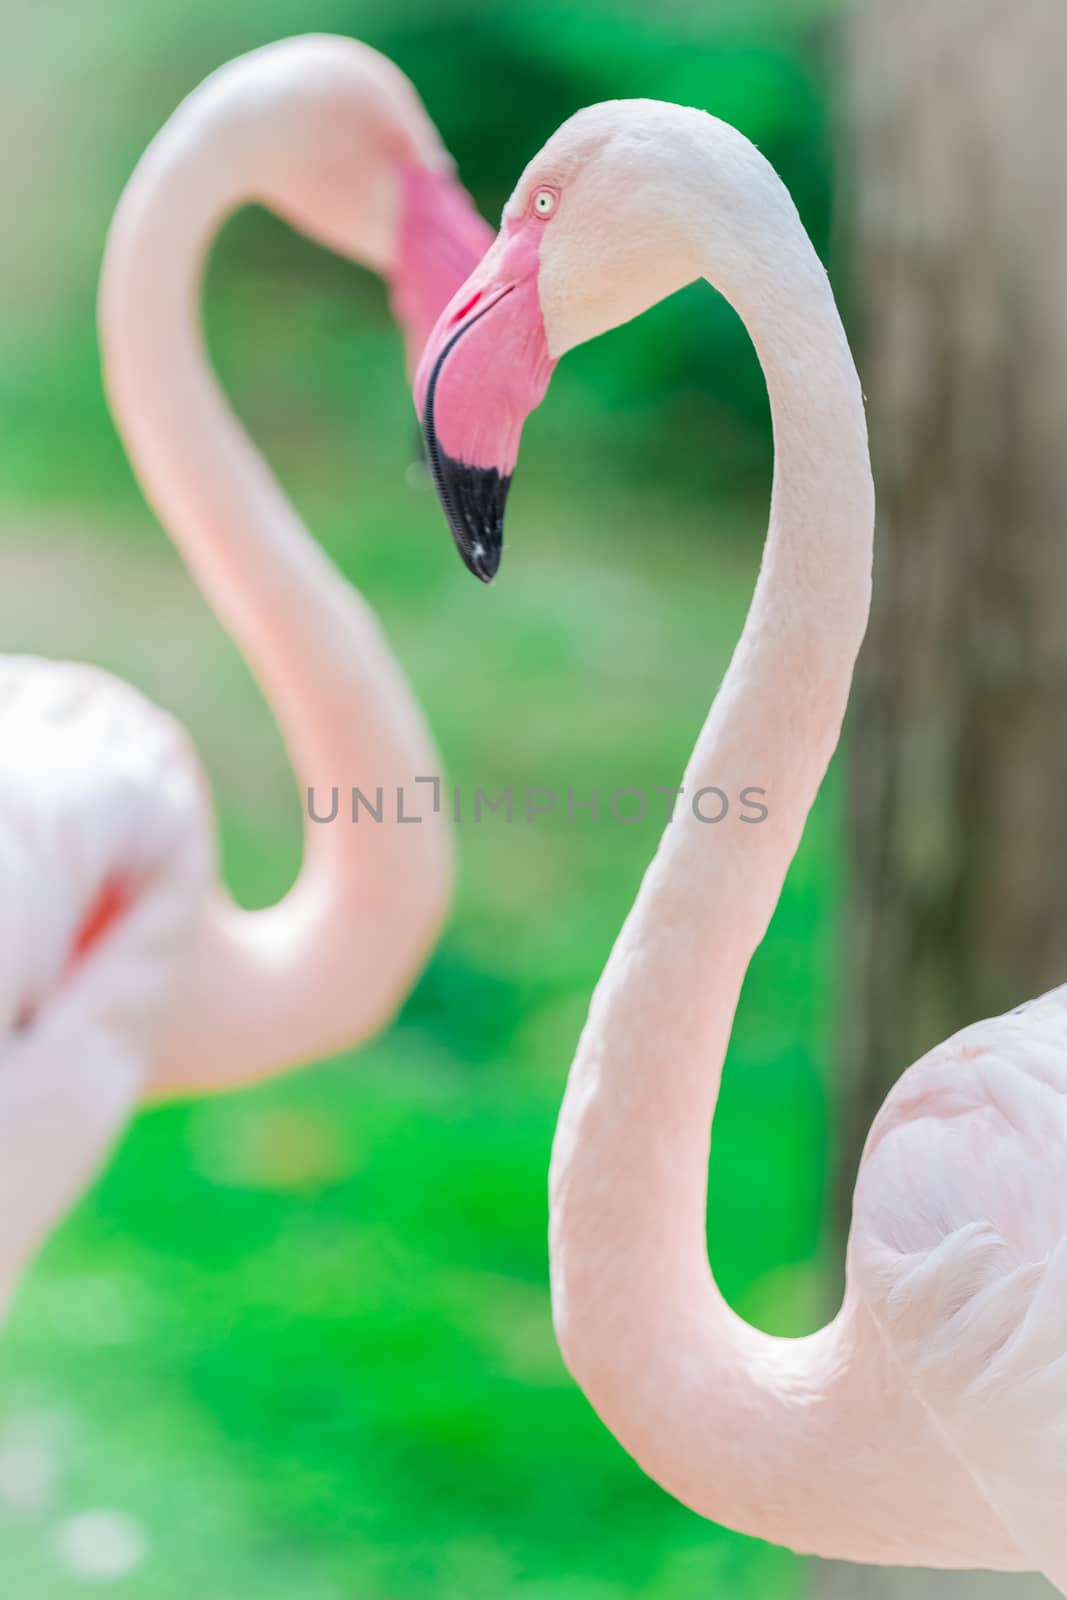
0 35 486 1306
417 98 1067 1590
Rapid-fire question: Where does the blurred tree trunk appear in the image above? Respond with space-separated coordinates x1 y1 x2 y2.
823 2 1067 1597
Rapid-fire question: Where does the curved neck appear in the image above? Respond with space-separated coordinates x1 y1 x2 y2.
549 216 881 1548
100 79 449 1091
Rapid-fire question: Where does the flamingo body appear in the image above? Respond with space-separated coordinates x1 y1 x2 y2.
0 658 209 1308
1 36 491 1299
415 100 1067 1586
854 986 1067 1588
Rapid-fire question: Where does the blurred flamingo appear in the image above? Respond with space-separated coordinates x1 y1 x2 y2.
415 101 1067 1591
0 35 492 1309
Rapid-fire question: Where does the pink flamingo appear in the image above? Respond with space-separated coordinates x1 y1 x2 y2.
416 102 1067 1590
0 36 492 1309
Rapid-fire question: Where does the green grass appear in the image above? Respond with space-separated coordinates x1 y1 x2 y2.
0 4 844 1592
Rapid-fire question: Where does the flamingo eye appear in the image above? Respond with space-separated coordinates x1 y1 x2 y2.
532 187 558 219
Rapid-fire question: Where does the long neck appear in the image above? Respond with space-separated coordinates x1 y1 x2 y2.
548 209 879 1546
100 82 450 1093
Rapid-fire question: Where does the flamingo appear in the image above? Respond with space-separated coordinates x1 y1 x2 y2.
0 35 493 1310
415 101 1067 1590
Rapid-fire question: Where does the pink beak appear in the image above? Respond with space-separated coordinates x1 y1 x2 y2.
388 165 495 378
413 223 556 581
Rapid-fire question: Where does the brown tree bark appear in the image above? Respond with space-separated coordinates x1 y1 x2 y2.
824 2 1067 1596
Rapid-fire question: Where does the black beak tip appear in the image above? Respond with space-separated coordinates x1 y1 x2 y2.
463 535 502 584
421 421 511 584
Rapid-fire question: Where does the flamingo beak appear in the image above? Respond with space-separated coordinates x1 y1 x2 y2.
414 239 555 581
388 165 495 379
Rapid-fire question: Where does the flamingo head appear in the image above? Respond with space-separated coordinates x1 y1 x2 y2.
414 102 704 580
242 37 492 374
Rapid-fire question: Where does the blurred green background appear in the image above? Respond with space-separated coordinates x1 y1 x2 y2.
0 0 844 1594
